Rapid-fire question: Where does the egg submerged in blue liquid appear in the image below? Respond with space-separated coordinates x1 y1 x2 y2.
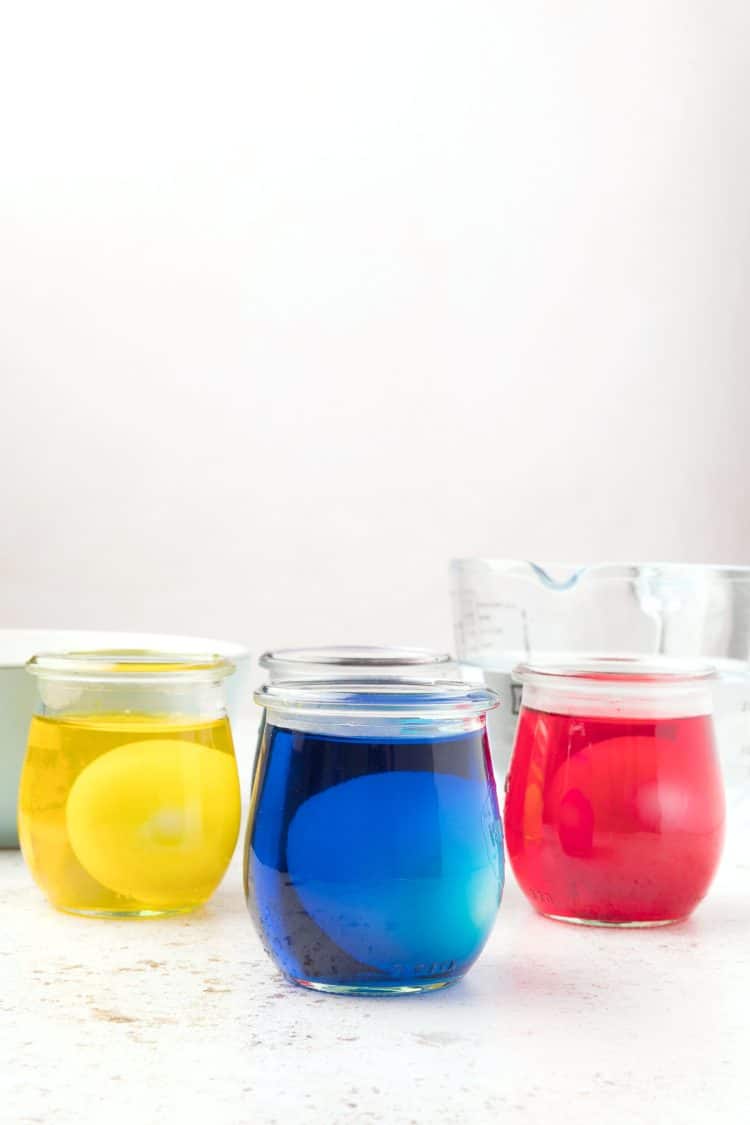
245 717 504 994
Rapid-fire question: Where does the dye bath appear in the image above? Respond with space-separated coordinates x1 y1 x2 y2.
245 722 504 993
19 713 240 916
505 707 725 925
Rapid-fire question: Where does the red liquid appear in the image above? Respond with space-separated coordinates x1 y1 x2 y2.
504 707 725 924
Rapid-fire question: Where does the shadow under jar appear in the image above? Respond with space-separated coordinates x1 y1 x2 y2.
18 651 241 917
245 679 503 994
504 660 725 927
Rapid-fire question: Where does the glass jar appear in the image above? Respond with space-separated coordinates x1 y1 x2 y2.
259 645 459 681
245 679 503 994
504 659 725 926
18 650 241 918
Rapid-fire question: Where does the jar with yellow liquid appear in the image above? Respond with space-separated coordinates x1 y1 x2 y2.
18 651 241 918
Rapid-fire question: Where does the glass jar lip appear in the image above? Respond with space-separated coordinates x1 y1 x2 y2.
26 649 235 684
514 657 717 687
255 678 499 720
259 645 454 669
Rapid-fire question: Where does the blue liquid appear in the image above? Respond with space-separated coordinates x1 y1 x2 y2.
244 723 504 993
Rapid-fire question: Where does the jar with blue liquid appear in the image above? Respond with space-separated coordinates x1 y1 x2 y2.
244 679 504 995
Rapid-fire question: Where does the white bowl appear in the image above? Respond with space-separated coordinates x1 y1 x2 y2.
0 629 251 848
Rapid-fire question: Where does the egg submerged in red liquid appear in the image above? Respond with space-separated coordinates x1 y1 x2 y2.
504 665 725 926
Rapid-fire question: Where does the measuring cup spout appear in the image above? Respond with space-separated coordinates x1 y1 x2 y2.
526 562 587 592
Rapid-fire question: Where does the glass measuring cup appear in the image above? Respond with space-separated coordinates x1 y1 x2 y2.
18 651 241 917
504 659 725 926
245 679 503 994
450 559 750 797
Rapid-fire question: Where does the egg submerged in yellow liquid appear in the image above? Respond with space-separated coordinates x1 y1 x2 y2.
18 715 241 916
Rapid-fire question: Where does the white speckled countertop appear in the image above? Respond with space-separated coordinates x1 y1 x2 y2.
2 723 749 1124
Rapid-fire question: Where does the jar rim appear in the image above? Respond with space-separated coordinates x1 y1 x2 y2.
26 649 235 683
514 657 717 687
259 645 454 669
255 678 499 720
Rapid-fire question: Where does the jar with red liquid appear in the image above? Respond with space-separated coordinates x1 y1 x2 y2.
504 660 725 927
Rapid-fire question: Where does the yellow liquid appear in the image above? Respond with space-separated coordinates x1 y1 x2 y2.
18 713 241 917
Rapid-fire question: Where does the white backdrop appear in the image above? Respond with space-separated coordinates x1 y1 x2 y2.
2 2 749 656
